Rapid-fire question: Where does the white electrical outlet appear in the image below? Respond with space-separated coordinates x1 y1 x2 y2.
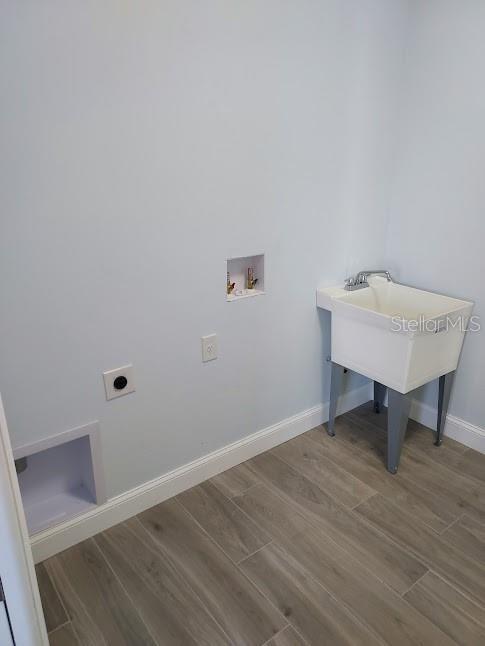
201 334 218 362
103 364 135 400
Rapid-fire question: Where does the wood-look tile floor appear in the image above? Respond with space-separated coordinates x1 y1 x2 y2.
37 403 485 645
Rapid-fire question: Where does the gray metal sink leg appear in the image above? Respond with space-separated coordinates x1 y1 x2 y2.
387 388 412 474
327 362 345 437
386 370 455 472
436 371 455 446
374 381 387 414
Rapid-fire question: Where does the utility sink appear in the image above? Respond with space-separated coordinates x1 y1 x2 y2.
317 276 474 473
317 277 473 394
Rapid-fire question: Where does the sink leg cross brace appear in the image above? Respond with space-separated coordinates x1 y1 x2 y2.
327 362 455 474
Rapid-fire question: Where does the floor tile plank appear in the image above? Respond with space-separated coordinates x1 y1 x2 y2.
404 571 485 645
347 405 485 493
272 433 375 508
265 625 306 645
240 542 380 645
234 484 451 646
210 463 260 498
305 427 455 532
394 447 485 524
317 412 485 527
95 518 230 645
48 624 79 646
457 449 485 485
35 562 68 633
177 480 270 562
355 494 485 607
44 539 156 646
234 484 314 542
246 451 426 594
138 498 285 645
442 514 485 565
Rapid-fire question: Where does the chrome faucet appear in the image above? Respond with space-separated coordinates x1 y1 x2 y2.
344 269 393 291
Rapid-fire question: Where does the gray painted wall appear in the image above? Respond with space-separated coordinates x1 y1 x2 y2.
386 0 485 427
0 1 407 497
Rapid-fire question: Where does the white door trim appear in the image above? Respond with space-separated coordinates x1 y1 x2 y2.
0 394 48 645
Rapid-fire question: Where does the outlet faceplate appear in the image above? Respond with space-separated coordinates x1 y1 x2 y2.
103 364 135 400
201 334 218 362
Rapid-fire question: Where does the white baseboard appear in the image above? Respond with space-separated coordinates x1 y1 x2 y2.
410 399 485 454
30 383 371 563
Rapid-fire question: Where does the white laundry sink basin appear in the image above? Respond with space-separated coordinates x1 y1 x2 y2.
317 278 473 393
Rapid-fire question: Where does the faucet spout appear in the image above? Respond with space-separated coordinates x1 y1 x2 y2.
344 269 393 291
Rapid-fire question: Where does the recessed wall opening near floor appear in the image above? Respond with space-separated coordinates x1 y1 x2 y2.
14 422 106 535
